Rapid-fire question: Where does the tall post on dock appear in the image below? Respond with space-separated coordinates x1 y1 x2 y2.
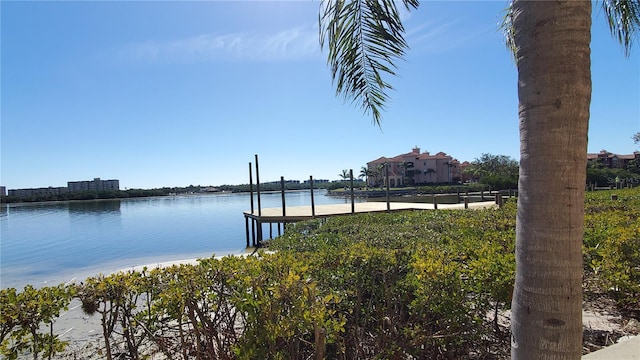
280 176 286 235
385 163 390 212
310 176 316 218
281 176 286 217
350 169 355 214
247 162 255 247
255 155 262 216
255 154 263 243
249 162 254 213
245 216 250 247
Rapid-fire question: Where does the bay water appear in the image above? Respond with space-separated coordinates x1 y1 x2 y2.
0 190 362 290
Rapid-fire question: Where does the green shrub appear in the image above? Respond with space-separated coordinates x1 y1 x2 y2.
0 285 73 360
583 188 640 309
272 204 517 358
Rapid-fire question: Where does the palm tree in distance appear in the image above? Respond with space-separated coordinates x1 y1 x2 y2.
359 166 372 188
339 169 350 181
319 1 639 359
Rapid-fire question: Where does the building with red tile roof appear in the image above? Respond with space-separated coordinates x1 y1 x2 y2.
366 147 462 187
587 150 640 169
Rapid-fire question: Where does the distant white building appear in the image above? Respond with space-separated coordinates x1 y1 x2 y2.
67 178 119 192
8 187 68 198
8 177 120 198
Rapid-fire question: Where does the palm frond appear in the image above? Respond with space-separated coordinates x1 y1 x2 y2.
320 0 418 126
601 0 640 57
499 1 516 63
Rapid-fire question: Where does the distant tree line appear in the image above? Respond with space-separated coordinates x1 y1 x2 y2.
0 182 349 204
1 188 172 203
586 160 640 187
463 153 519 190
461 153 640 190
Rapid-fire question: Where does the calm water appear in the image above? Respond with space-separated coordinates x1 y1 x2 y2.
0 190 361 289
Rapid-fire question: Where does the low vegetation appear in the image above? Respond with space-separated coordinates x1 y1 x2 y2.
1 188 638 359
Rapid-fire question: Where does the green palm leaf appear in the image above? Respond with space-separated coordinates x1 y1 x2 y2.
602 0 640 57
320 0 418 126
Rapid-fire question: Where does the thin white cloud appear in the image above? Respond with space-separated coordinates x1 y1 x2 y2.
120 26 321 63
406 18 493 54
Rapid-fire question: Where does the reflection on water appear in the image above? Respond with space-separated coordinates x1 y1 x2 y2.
68 199 121 214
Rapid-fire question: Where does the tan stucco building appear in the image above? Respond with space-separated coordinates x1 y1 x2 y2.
366 147 461 187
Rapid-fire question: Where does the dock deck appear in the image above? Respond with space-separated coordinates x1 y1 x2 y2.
243 200 497 246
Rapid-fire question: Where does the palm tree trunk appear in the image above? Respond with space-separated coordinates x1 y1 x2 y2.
511 1 591 359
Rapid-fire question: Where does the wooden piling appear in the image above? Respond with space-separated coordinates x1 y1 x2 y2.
245 215 250 247
281 176 286 217
251 220 256 247
310 176 316 218
246 162 254 248
255 155 262 243
350 169 355 214
385 163 390 212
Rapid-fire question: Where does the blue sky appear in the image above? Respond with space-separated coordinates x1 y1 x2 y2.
1 1 638 190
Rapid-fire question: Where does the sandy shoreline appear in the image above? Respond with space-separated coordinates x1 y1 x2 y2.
1 249 248 290
33 253 250 359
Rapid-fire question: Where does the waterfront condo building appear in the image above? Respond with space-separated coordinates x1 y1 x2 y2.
366 147 461 187
67 178 120 192
8 187 68 198
587 150 640 169
7 178 120 198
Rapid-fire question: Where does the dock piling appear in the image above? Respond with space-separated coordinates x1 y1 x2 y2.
255 155 263 244
310 176 316 218
385 164 390 212
281 176 286 217
350 169 355 214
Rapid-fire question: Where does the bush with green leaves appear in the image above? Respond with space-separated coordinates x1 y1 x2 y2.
273 202 517 358
0 285 73 360
583 188 640 310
